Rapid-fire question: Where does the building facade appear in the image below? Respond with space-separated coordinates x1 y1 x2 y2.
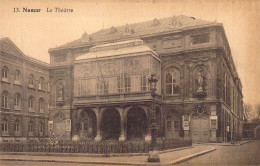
47 15 243 143
0 38 49 142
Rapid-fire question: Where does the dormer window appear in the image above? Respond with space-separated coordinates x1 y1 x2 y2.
171 17 182 27
110 26 117 33
124 24 134 35
172 19 178 26
81 32 91 42
152 18 160 26
125 26 130 33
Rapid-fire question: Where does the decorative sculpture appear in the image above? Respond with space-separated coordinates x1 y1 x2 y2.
57 82 64 100
196 69 204 92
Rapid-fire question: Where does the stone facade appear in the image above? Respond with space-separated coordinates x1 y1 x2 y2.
48 15 243 142
0 38 49 142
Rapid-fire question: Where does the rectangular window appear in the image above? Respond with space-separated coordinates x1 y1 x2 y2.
141 75 148 92
191 33 210 45
97 78 109 95
124 75 131 93
173 84 180 94
54 55 66 63
166 85 172 95
117 75 124 94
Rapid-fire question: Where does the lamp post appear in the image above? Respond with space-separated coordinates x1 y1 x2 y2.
147 74 160 162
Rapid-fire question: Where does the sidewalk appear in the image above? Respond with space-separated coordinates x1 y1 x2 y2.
195 140 250 146
0 145 216 165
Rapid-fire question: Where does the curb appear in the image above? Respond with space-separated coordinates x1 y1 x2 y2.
167 146 216 165
194 141 250 146
0 146 216 165
221 141 250 146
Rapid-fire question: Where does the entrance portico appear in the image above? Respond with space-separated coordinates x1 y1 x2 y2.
73 104 153 141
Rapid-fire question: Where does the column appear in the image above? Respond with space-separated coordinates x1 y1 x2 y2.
119 107 126 141
94 107 102 141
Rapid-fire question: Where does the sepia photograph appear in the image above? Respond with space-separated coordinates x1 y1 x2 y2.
0 0 259 165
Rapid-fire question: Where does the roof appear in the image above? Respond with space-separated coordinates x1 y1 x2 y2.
50 15 220 52
76 39 160 61
0 37 49 67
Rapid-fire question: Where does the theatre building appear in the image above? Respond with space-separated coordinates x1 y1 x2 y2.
0 38 49 142
48 15 244 142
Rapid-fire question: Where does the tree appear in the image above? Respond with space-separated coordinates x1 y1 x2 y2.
243 103 254 122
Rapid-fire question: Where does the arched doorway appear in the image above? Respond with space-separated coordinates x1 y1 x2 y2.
190 107 210 142
101 108 120 140
127 107 148 140
254 126 260 139
77 109 97 140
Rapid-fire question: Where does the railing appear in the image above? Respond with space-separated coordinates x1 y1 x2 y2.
74 92 162 104
0 139 191 154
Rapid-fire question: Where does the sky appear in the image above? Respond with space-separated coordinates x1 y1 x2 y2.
0 0 260 112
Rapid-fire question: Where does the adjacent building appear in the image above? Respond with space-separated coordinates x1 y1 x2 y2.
0 38 49 142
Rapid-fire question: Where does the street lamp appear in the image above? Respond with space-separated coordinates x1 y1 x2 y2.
147 74 160 162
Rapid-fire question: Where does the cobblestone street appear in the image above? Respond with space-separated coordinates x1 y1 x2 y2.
177 140 260 166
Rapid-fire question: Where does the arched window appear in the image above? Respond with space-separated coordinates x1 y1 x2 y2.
14 120 20 132
15 70 20 82
2 66 8 79
165 70 180 95
39 98 45 113
1 91 9 108
1 119 8 135
39 122 44 136
28 121 34 136
14 93 21 109
39 77 44 90
29 74 34 86
28 96 35 111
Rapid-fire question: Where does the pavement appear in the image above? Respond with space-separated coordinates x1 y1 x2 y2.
195 140 251 146
0 141 250 166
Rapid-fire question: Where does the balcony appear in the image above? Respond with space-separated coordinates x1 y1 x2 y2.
73 92 162 105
